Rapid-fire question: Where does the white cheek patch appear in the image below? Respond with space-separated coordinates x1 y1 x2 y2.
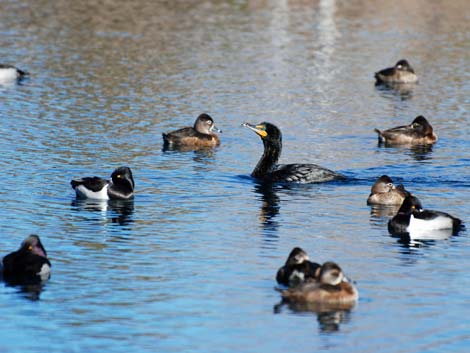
75 184 109 200
289 270 305 285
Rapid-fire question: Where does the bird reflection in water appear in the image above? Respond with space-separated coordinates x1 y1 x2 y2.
369 204 402 226
394 229 456 248
254 182 281 236
71 198 135 226
377 139 434 162
408 144 433 161
3 279 47 301
274 300 354 333
192 148 216 169
162 142 218 155
375 82 415 101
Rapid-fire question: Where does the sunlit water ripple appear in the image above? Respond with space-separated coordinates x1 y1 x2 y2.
0 1 469 352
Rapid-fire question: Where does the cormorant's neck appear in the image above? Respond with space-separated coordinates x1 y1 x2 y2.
251 138 282 179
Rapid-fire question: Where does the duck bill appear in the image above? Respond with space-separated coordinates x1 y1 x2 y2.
212 125 222 133
242 122 267 137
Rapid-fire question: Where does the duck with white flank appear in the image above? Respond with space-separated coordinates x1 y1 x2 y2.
71 166 134 200
388 194 463 238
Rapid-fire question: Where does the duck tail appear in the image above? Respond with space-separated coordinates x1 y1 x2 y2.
374 128 385 143
70 179 81 189
17 68 29 77
454 218 465 233
374 72 383 84
162 133 171 145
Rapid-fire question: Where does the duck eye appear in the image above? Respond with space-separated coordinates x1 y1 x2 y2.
28 245 33 251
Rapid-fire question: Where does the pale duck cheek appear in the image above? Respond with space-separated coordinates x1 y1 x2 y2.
75 184 109 200
289 270 305 285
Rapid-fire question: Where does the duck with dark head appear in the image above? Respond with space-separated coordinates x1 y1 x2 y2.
388 194 463 238
375 116 437 146
243 122 345 183
276 247 320 287
2 235 51 284
367 175 408 206
280 261 358 310
163 113 221 149
375 59 418 84
71 166 135 200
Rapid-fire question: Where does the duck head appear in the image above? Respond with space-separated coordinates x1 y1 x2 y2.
194 113 221 134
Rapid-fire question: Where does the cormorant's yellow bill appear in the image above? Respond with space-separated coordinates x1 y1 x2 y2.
242 122 268 138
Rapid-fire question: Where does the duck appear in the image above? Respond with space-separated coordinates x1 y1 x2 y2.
388 194 462 236
243 122 345 183
276 247 320 287
2 235 51 282
367 175 407 206
71 166 135 200
162 113 221 148
280 262 358 306
375 59 418 84
0 64 28 82
374 115 437 146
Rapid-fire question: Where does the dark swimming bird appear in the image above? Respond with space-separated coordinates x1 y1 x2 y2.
2 235 51 282
162 113 221 148
388 194 462 236
375 116 437 146
71 166 135 200
276 247 320 287
375 59 418 84
367 175 407 206
281 262 358 306
243 122 345 183
0 64 28 82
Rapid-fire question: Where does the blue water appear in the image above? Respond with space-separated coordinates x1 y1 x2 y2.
1 1 470 352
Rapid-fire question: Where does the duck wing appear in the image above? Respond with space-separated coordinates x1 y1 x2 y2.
375 124 416 142
2 251 50 277
162 127 213 144
271 164 345 184
276 266 288 286
374 67 395 82
163 127 195 140
70 177 108 192
388 213 410 234
414 209 462 230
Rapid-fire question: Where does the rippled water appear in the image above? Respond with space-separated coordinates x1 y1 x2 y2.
1 1 469 352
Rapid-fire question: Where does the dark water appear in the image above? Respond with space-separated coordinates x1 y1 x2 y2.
0 1 469 352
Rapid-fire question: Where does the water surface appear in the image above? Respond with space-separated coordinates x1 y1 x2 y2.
0 1 469 352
